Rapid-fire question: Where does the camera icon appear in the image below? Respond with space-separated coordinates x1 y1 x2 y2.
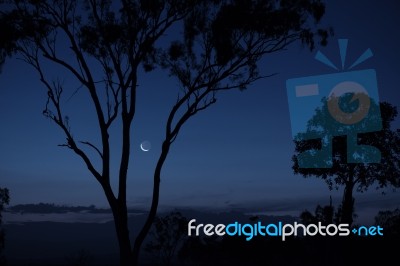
286 40 382 168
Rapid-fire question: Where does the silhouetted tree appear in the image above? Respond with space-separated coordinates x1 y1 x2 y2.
300 197 335 225
293 97 400 225
375 208 400 237
65 249 93 266
145 211 187 265
0 187 10 265
0 1 329 264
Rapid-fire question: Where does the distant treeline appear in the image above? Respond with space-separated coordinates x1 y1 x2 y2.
6 203 111 214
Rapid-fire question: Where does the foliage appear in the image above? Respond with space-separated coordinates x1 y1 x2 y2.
292 98 400 224
300 203 335 225
374 208 400 237
293 99 399 191
65 249 94 266
145 211 188 265
0 187 10 265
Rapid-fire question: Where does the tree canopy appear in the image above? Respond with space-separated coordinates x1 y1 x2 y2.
1 0 330 264
292 95 400 224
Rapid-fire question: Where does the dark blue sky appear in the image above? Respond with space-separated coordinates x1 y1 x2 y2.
1 0 399 224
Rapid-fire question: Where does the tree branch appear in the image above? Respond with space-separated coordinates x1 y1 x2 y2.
79 141 104 160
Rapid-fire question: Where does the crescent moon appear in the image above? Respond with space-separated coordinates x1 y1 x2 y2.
140 144 149 152
140 141 151 152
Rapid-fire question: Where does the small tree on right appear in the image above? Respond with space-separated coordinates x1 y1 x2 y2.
0 187 10 265
145 212 188 266
374 208 400 237
292 99 400 225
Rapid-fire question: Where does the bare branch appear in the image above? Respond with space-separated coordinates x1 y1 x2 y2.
80 141 104 160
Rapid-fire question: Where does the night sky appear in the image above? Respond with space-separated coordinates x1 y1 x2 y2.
1 0 399 224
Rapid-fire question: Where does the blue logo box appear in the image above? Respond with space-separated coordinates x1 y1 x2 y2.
286 40 382 168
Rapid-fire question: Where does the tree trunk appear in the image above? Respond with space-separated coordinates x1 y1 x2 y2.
131 160 163 266
110 202 134 266
102 178 135 265
132 140 170 265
